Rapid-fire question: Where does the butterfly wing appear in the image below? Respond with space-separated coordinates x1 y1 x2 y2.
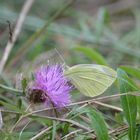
64 64 117 97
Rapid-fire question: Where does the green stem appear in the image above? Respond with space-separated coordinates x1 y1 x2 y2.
0 83 22 93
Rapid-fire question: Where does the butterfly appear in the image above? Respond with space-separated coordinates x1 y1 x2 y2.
16 49 117 100
64 64 116 97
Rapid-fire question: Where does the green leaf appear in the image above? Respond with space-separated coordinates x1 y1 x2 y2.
120 66 140 80
120 66 140 118
74 47 107 65
0 101 23 113
0 83 22 94
87 108 109 140
135 124 140 140
51 121 57 140
21 78 27 94
65 64 116 97
95 8 109 40
29 115 52 126
117 68 138 140
62 123 70 135
12 132 35 140
17 98 22 109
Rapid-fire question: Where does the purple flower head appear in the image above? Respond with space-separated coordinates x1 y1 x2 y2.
30 65 72 108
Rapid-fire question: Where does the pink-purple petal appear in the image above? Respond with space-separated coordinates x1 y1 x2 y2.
31 65 72 108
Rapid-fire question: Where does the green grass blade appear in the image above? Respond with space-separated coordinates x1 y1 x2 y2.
87 108 109 140
120 66 140 80
74 47 107 65
117 68 138 140
0 83 22 94
51 121 57 140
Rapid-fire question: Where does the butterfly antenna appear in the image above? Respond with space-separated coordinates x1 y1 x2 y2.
54 48 66 67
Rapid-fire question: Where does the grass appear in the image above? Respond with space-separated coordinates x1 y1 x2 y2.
0 0 140 140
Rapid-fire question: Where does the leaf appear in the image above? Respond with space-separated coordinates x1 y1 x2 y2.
120 66 140 80
120 66 140 118
135 124 140 140
0 83 22 94
51 121 57 140
87 108 109 140
17 98 22 109
12 132 35 140
62 123 70 135
74 47 107 65
0 101 23 113
21 78 27 94
95 8 109 40
117 68 138 140
121 66 140 114
29 115 52 126
65 64 116 97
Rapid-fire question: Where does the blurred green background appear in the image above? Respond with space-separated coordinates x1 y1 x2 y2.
0 0 140 105
0 1 140 139
0 0 140 75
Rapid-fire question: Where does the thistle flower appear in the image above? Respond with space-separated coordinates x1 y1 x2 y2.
29 65 72 108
